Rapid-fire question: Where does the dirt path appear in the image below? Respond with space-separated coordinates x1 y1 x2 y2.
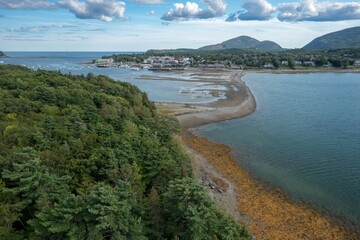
186 146 239 217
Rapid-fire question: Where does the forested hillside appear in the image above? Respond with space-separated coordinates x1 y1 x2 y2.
199 36 282 51
0 65 250 239
303 27 360 50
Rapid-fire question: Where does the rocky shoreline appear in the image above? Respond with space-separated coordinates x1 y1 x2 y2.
162 70 359 239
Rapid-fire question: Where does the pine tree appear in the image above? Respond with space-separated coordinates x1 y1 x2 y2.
30 181 147 240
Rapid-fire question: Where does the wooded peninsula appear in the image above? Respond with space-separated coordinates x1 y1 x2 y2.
0 65 250 239
102 48 360 71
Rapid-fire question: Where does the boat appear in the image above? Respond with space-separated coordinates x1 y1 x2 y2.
130 67 140 71
97 64 110 68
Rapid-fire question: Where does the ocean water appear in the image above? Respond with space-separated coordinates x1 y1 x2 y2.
4 52 360 224
196 73 360 224
1 52 223 104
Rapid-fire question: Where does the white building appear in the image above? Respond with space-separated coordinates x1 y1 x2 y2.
264 63 274 68
303 61 315 67
96 58 113 64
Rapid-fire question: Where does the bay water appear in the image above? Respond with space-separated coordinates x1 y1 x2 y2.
2 51 223 104
196 73 360 224
3 52 360 225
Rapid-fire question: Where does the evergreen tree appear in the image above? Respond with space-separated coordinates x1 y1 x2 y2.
30 181 146 240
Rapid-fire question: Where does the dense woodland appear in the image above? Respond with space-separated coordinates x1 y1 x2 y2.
105 48 360 69
0 65 250 239
303 27 360 50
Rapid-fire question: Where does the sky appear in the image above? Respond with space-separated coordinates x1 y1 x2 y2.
0 0 360 51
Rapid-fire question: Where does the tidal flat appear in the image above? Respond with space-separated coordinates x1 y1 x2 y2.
159 69 360 239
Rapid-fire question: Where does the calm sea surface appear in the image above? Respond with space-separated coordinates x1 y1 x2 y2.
2 51 223 104
3 52 360 224
196 73 360 224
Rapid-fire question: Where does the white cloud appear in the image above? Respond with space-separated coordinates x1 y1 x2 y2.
161 0 227 21
5 23 83 34
6 26 42 33
0 0 55 9
59 0 126 22
227 0 276 21
131 0 164 4
0 0 127 22
204 0 227 15
278 0 360 21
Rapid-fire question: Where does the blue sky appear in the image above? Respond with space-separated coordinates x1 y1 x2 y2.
1 0 359 51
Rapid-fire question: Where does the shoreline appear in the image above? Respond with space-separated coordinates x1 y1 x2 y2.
246 68 360 74
177 72 256 129
163 70 359 239
183 133 358 239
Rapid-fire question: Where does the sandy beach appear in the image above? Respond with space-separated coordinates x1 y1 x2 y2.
177 72 256 129
159 70 359 239
152 70 256 129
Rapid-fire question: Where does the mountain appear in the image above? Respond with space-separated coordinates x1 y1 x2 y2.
303 27 360 50
199 36 283 51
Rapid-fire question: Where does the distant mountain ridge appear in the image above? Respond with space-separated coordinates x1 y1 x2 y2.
199 36 283 51
303 27 360 50
147 27 360 55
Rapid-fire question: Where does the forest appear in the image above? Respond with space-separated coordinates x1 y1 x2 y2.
104 48 360 69
0 65 250 239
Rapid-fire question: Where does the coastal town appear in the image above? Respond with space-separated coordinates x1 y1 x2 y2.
2 0 360 237
92 55 192 71
93 49 360 71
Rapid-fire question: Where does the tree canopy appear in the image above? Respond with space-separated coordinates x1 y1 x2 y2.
0 65 250 239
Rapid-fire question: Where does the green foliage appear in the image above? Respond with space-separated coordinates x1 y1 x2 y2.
303 27 360 50
199 36 282 51
163 177 216 239
29 181 146 240
107 46 360 70
163 177 251 240
0 65 249 239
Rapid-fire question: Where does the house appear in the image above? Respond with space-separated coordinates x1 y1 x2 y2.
303 61 315 67
264 63 274 68
96 58 113 64
323 62 332 67
281 61 289 66
354 60 360 66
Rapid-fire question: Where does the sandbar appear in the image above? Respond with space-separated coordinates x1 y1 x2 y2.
159 70 359 239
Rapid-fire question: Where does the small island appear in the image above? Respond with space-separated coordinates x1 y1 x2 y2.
0 51 6 58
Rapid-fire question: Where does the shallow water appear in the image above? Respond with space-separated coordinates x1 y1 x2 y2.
3 51 223 104
5 53 360 224
196 72 360 224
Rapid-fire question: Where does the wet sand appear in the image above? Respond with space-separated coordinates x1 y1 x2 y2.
160 70 359 239
154 70 256 128
178 80 255 129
